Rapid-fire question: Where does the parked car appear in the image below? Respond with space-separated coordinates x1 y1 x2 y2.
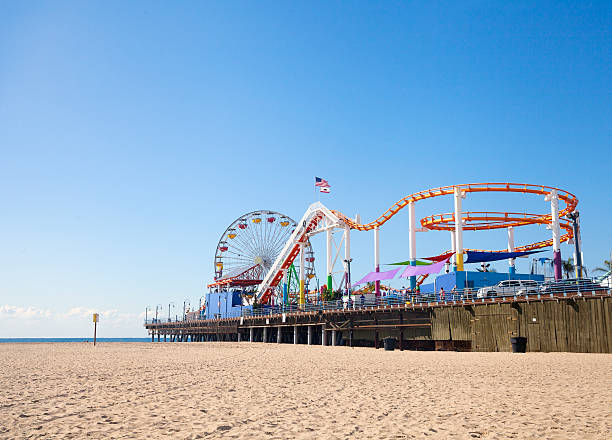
477 279 540 298
539 278 604 294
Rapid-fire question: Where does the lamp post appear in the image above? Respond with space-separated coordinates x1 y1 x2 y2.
168 302 175 322
155 304 162 323
566 211 583 278
145 306 152 323
344 258 353 299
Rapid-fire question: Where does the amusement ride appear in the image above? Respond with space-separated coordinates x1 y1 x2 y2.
207 183 581 309
208 211 316 304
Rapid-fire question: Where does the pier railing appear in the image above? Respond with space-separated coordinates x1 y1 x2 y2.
144 279 611 324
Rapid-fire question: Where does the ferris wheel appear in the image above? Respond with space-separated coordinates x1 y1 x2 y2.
213 211 315 296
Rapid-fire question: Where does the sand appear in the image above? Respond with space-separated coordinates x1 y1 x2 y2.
0 343 610 439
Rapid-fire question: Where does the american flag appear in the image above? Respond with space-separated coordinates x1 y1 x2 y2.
314 176 330 188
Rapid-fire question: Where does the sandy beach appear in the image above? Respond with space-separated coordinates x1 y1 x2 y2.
0 343 610 439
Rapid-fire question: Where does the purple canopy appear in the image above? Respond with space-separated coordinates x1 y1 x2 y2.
353 268 401 286
400 258 449 278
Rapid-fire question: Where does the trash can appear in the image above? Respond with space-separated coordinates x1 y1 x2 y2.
510 337 527 353
383 337 396 351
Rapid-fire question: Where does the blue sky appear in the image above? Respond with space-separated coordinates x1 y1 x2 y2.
1 1 610 337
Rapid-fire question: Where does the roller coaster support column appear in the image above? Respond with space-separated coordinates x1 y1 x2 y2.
282 268 288 306
374 226 381 295
344 227 351 295
326 229 333 294
408 201 417 289
451 230 456 271
299 243 305 308
454 187 466 271
546 190 562 280
507 226 516 275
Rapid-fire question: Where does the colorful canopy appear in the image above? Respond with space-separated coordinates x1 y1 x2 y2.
353 268 402 286
388 260 432 266
400 258 449 278
423 251 455 262
464 250 543 263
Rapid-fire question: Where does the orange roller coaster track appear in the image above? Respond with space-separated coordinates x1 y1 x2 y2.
421 212 574 252
332 182 578 252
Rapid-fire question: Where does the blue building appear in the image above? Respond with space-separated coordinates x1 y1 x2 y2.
205 290 252 319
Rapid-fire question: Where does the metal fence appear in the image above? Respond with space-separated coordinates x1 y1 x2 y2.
144 278 611 324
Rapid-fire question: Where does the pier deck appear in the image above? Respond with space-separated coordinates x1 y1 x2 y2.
145 290 612 352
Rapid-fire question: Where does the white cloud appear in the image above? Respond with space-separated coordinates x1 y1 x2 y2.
0 305 52 320
64 307 97 319
0 305 141 326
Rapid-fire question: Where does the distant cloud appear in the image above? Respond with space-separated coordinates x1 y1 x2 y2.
0 304 140 326
0 305 53 320
63 307 97 319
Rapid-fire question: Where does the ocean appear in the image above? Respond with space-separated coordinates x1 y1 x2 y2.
0 338 151 343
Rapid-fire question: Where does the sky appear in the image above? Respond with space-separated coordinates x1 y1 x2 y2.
1 1 610 337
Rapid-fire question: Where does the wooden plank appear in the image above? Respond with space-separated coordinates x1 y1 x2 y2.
568 300 580 352
591 298 604 353
596 298 607 353
450 307 472 341
544 301 558 352
525 303 541 352
554 300 568 352
604 297 612 353
540 301 553 352
577 299 589 352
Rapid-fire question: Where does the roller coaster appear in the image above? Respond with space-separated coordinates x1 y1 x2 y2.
210 183 578 306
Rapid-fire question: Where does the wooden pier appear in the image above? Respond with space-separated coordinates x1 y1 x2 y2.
145 291 612 353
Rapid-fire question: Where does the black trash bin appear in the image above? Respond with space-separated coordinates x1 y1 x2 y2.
510 337 527 353
383 337 396 351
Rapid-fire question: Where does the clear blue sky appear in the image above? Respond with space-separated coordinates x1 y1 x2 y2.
1 1 610 337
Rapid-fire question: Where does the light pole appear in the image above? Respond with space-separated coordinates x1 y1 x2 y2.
344 258 353 299
145 306 152 323
183 299 191 321
155 304 162 323
566 211 583 278
168 302 175 322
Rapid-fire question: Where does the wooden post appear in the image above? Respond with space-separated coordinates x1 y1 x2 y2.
399 311 404 351
374 316 379 349
349 319 353 347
